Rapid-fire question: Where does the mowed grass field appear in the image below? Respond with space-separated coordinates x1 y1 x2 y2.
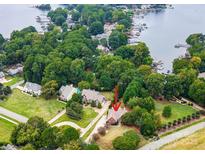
0 118 16 143
96 125 147 150
161 128 205 150
155 100 197 124
0 89 65 121
52 108 98 128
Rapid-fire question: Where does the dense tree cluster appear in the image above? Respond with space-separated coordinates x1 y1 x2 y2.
66 93 83 120
121 107 160 137
36 4 51 11
0 83 12 100
10 116 98 150
112 130 140 150
47 8 68 26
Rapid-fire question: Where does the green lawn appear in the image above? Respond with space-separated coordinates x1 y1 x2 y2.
3 75 23 86
155 100 197 124
0 89 65 121
100 91 114 101
52 108 98 128
0 118 16 143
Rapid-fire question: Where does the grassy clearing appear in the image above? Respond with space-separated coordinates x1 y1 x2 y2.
96 125 147 150
0 89 65 121
52 108 98 128
0 118 16 143
155 100 197 124
161 128 205 150
100 91 114 101
3 75 23 86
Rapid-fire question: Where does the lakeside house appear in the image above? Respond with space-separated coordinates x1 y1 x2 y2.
59 84 77 101
106 108 126 125
198 72 205 79
23 82 42 96
82 89 106 105
7 64 23 76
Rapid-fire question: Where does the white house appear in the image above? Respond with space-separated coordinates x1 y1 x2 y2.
23 82 42 96
7 64 23 76
82 89 106 105
198 72 205 79
0 71 5 79
59 84 77 101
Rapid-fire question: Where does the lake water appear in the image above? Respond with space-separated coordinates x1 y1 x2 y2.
0 4 205 72
0 4 62 38
137 5 205 72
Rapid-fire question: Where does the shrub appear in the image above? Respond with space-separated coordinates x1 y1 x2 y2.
92 133 100 141
83 144 100 150
162 106 172 118
187 115 191 121
173 120 177 126
97 103 102 109
112 130 140 150
182 117 187 123
98 127 106 136
192 113 196 119
168 122 172 128
91 101 97 107
177 118 182 124
199 110 205 115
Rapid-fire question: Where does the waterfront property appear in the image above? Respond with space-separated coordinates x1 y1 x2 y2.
59 84 77 101
0 89 65 121
82 89 106 105
23 82 42 96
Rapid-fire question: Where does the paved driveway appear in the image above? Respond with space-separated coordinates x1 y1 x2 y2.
0 107 28 123
140 121 205 150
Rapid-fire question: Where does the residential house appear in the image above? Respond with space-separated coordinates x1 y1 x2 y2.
23 82 42 96
7 64 23 76
0 71 5 79
198 72 205 79
106 108 126 125
82 89 106 105
59 84 77 101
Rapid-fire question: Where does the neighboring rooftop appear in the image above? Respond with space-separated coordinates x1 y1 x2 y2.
198 72 205 79
24 82 42 92
82 89 106 103
107 108 126 123
0 71 5 78
59 84 77 101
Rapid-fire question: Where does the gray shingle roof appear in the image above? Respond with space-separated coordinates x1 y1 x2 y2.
198 72 205 79
82 89 106 103
59 85 76 99
24 82 42 92
0 72 5 78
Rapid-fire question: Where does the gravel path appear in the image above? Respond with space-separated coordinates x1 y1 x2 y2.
0 107 28 123
140 121 205 150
